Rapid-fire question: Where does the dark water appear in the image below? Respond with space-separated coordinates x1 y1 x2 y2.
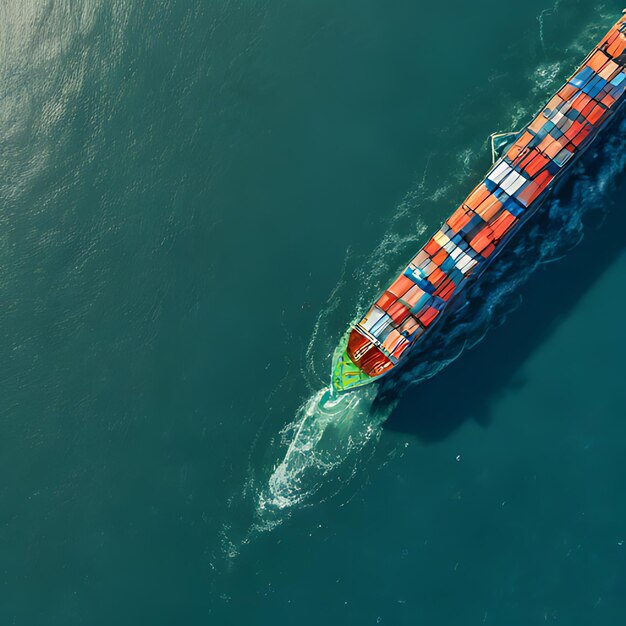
2 1 626 624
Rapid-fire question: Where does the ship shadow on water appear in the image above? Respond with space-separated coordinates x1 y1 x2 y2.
378 157 626 443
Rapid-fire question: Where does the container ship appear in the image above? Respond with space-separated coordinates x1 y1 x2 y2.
332 12 626 393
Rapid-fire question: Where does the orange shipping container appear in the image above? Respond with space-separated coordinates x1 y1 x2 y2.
428 267 447 288
399 317 420 336
600 59 621 80
447 206 473 232
506 131 534 160
424 239 441 256
533 169 555 192
391 338 410 359
432 248 448 265
469 229 495 254
557 83 578 101
607 34 626 58
508 145 531 163
536 134 557 156
465 184 491 211
401 285 425 308
529 116 547 134
544 137 569 159
581 99 597 118
587 49 610 72
376 291 396 311
571 92 593 114
564 119 584 142
601 92 617 108
475 195 502 221
490 210 517 240
382 329 403 352
388 274 415 298
544 95 565 113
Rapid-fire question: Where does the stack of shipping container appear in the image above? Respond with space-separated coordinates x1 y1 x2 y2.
333 13 626 391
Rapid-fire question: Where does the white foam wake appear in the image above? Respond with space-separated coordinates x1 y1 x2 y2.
258 384 384 513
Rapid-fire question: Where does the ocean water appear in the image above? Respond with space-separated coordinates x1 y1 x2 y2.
2 1 626 624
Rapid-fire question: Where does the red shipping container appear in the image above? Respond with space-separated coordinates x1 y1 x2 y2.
376 291 396 311
521 151 550 177
418 307 440 328
572 123 592 146
534 169 555 191
564 120 584 142
516 181 541 207
587 104 607 125
434 277 453 297
438 282 456 301
481 243 497 259
387 301 410 325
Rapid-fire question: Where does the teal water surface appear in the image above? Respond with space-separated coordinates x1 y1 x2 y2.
1 1 626 624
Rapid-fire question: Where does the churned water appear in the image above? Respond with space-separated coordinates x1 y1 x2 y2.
2 1 626 625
